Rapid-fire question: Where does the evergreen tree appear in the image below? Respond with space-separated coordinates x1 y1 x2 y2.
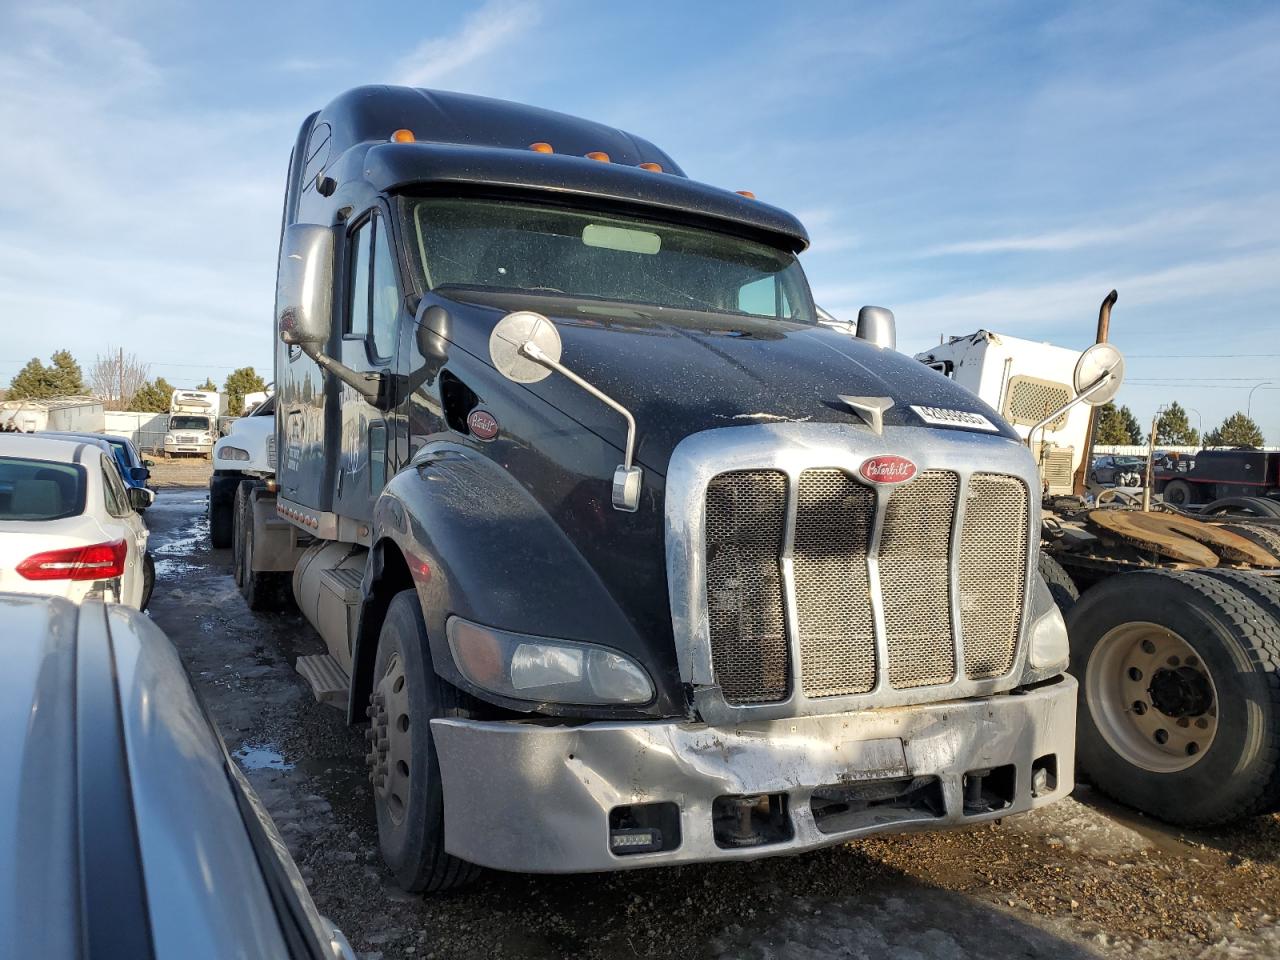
224 366 267 416
7 350 86 399
197 377 218 391
1095 403 1144 445
128 377 177 413
49 350 86 394
1205 412 1264 448
1154 402 1199 446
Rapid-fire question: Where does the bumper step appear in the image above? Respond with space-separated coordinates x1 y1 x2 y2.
296 654 350 707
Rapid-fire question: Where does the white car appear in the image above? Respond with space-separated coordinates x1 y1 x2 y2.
0 434 154 608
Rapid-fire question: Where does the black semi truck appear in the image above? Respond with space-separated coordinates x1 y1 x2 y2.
238 85 1075 891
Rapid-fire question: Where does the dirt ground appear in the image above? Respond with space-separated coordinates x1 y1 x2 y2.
143 485 1280 960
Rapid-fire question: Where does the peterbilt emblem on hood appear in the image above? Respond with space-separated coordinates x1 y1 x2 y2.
467 409 500 441
859 455 917 485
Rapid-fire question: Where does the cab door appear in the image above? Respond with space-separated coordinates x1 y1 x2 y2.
334 206 401 522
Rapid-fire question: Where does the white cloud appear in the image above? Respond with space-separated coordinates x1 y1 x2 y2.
392 0 542 88
920 198 1280 257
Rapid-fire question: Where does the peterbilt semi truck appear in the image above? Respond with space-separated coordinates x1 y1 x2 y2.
240 85 1075 891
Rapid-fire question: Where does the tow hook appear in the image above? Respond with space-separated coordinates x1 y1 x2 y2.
365 691 389 791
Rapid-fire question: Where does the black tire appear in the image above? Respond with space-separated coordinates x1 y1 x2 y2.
1038 551 1079 615
1218 522 1280 560
1069 570 1280 825
1200 569 1280 624
238 485 290 611
1202 496 1280 519
1162 479 1194 506
141 552 155 611
208 474 238 549
1090 472 1102 486
370 591 481 893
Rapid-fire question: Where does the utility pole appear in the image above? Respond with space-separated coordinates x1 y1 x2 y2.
1142 406 1162 512
1072 290 1118 496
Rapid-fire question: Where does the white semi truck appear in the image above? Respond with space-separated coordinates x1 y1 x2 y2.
163 389 225 458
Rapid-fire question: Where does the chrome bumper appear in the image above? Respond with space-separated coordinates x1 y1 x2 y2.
431 675 1076 873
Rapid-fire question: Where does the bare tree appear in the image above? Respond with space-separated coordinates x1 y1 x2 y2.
90 348 152 410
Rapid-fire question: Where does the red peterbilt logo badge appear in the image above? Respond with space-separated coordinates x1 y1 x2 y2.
859 455 917 484
467 409 499 441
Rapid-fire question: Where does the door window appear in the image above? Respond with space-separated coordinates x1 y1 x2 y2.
101 457 128 518
346 213 400 362
347 219 372 338
370 218 400 360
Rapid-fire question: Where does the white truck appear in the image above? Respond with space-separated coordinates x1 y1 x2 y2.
0 396 105 434
915 331 1094 496
163 389 225 458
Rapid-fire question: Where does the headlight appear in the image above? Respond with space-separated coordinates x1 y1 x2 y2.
164 434 175 443
217 446 250 461
447 617 654 705
1028 601 1069 671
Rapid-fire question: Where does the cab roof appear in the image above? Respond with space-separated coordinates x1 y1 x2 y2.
306 86 810 253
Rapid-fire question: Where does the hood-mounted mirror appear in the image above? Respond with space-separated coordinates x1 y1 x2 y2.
1074 342 1125 405
489 311 642 512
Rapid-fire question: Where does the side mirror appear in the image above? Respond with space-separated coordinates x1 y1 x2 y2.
277 224 334 347
129 466 149 485
128 486 156 512
856 306 896 350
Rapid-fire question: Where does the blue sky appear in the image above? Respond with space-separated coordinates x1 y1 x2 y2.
2 1 1278 440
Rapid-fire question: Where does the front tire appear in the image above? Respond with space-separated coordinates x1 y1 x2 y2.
209 475 237 549
237 483 290 611
1070 570 1280 825
1162 478 1194 506
1038 551 1079 616
368 590 481 893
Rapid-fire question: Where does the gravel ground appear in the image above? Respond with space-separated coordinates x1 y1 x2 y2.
144 486 1280 960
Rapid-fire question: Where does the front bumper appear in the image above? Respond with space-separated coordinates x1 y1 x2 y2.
432 675 1076 873
165 444 211 454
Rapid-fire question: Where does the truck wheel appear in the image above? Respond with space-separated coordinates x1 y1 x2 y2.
1070 570 1280 825
209 477 236 549
1162 479 1194 506
368 590 481 893
238 486 290 611
1202 496 1280 518
1038 551 1079 615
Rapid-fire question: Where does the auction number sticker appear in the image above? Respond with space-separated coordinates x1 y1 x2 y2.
909 405 1000 433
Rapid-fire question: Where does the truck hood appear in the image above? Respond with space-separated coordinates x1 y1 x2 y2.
429 290 1021 474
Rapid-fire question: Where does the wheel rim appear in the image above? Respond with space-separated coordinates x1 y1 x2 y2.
368 652 413 826
1086 621 1218 773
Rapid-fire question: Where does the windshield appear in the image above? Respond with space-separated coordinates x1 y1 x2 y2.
0 457 86 521
406 198 814 323
171 416 210 431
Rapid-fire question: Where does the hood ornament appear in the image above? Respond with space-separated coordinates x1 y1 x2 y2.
839 395 894 436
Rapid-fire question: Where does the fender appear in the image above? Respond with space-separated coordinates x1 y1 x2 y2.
348 441 685 721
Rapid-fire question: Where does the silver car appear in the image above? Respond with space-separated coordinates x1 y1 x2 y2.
0 593 354 959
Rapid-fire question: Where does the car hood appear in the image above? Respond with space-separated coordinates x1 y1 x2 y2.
427 290 1021 474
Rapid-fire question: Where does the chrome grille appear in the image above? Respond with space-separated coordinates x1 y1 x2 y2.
879 471 959 688
699 465 1030 707
794 470 877 697
704 470 790 704
960 474 1029 679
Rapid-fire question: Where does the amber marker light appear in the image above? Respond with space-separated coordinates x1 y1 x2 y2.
638 162 663 172
736 190 757 199
391 129 416 143
529 141 554 153
585 151 611 162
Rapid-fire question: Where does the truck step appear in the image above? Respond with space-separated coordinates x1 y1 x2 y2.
296 654 350 707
